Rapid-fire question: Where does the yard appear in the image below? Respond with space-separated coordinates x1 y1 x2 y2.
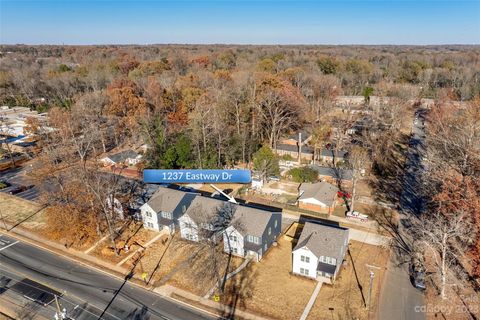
220 236 317 320
89 221 159 264
128 235 244 296
0 193 45 229
308 240 390 320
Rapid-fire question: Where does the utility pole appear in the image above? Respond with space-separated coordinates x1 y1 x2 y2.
54 295 66 320
0 207 8 231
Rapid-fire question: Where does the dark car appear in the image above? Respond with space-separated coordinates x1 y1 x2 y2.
9 185 34 195
412 271 426 290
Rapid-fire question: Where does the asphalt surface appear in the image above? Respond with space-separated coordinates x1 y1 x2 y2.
0 233 218 320
0 166 41 201
379 109 427 320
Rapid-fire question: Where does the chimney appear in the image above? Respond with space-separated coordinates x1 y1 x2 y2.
298 132 302 163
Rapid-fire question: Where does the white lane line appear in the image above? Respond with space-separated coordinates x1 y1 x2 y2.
0 240 19 252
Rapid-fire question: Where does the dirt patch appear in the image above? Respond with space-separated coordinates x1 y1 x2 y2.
220 237 317 320
308 241 390 320
136 235 244 296
89 222 159 264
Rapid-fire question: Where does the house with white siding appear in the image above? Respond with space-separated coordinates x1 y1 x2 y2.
179 194 282 261
292 222 349 283
140 187 197 233
223 205 282 261
178 196 227 242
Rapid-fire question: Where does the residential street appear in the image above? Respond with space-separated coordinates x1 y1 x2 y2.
0 233 217 320
379 109 427 320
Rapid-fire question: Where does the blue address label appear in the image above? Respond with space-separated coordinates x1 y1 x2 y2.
143 169 252 184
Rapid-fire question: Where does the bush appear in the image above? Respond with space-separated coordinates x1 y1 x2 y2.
287 167 318 183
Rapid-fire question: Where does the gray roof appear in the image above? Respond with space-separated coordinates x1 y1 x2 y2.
320 149 348 159
275 143 314 155
308 165 353 181
146 187 196 218
183 196 228 225
299 182 339 207
230 205 280 237
108 150 139 163
294 222 349 265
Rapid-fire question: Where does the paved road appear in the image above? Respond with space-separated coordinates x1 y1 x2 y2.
0 234 218 320
379 109 427 320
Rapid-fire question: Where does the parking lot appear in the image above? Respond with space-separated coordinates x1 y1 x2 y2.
0 166 40 202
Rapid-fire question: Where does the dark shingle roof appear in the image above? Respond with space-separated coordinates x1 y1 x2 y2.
308 165 353 181
108 150 139 163
183 196 228 225
294 222 349 265
320 149 348 158
299 182 339 207
275 143 314 154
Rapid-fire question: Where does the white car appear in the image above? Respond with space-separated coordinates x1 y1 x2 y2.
346 211 369 222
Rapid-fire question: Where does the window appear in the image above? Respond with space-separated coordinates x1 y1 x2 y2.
146 212 152 218
305 269 309 276
247 235 260 244
231 247 238 254
268 227 271 235
182 205 186 213
274 219 278 228
301 255 310 263
161 211 172 219
300 268 305 274
264 244 267 251
147 222 154 228
300 268 309 276
229 235 237 242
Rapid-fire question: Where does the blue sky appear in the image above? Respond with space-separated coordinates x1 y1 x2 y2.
1 1 479 45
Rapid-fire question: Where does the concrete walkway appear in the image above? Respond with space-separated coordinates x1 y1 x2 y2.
204 256 252 298
117 231 167 266
299 281 323 320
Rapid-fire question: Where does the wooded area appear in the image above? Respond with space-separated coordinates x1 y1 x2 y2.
1 44 479 301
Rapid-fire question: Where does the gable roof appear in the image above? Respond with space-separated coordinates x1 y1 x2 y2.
320 149 348 159
108 150 139 163
275 143 314 155
299 182 339 207
294 222 349 263
182 196 228 225
145 187 196 215
230 205 280 237
308 165 353 181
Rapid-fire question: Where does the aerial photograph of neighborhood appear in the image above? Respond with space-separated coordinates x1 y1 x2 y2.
0 1 479 319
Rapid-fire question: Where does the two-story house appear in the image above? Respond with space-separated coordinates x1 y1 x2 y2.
292 222 349 283
178 196 227 242
140 187 197 233
223 205 282 261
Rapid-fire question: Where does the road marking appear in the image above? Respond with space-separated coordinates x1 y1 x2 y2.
0 240 18 252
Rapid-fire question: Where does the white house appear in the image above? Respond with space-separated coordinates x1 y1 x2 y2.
292 222 349 283
140 187 197 233
178 196 226 242
101 150 142 166
223 205 282 261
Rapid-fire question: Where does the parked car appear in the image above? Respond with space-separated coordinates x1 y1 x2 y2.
268 176 280 182
346 211 368 222
9 184 34 195
410 255 427 291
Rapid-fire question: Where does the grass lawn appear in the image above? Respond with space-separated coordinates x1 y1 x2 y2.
308 240 390 320
220 236 317 320
0 193 45 228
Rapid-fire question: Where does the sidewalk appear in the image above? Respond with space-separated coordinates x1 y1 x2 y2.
1 223 268 320
155 285 271 320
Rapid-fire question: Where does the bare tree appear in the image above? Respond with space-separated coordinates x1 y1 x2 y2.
348 146 370 214
415 212 474 299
